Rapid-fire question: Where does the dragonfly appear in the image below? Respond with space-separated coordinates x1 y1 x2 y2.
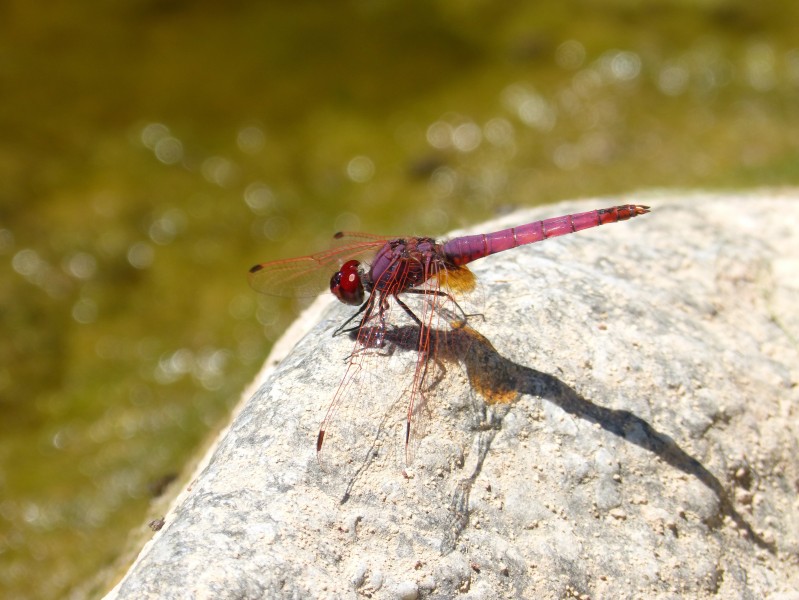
249 204 650 466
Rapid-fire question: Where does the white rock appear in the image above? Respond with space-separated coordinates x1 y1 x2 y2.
106 191 799 598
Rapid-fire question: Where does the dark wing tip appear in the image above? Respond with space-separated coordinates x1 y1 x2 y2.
248 264 264 274
316 430 325 452
333 231 345 239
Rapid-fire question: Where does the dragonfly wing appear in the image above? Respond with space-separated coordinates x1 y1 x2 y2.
401 269 455 466
332 231 391 243
315 241 490 472
249 255 334 298
248 236 388 298
316 294 411 472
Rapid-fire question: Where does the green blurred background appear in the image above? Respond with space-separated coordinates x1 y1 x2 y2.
1 0 798 597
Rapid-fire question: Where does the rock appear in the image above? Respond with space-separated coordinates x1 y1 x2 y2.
106 191 799 598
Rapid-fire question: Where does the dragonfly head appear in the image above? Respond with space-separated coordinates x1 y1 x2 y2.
330 260 365 306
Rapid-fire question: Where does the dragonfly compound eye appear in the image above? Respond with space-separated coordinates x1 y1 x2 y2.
330 260 365 306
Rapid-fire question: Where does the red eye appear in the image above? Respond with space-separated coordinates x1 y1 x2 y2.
330 260 365 306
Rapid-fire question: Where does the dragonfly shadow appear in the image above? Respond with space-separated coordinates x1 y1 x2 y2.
360 321 772 554
506 368 774 551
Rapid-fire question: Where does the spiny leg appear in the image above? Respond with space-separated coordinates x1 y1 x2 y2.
394 294 424 327
403 287 480 323
333 293 374 337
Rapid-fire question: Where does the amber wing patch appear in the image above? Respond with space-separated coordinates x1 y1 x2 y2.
436 264 476 294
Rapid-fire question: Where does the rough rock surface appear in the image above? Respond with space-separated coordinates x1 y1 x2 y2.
106 191 799 599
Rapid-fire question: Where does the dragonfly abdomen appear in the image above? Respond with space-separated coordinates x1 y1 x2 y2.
442 204 649 266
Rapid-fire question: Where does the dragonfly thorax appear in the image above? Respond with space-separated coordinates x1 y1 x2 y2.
330 259 366 306
368 237 446 293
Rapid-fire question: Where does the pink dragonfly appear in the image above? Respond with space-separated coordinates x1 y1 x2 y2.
249 204 649 465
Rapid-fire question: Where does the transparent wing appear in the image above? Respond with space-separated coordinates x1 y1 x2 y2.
248 235 388 298
315 257 486 474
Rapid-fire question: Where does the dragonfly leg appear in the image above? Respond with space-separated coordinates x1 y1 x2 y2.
341 336 397 363
403 288 479 323
335 292 395 353
332 293 374 337
394 295 424 327
377 295 391 344
404 351 433 464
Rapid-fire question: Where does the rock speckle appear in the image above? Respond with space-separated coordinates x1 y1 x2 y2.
107 192 799 599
